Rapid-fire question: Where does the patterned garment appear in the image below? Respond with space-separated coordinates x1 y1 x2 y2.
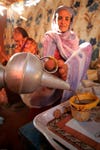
41 30 92 101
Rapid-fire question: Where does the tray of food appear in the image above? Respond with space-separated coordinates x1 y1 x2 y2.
33 97 100 150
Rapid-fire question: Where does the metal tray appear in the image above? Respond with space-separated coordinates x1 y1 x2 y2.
33 101 100 150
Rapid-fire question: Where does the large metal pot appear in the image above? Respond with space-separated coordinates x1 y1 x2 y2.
0 52 70 93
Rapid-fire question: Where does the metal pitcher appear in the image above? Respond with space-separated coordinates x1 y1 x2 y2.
0 52 70 93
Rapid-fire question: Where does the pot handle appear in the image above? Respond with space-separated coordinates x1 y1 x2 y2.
40 56 58 74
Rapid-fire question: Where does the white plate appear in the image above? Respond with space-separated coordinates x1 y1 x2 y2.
33 101 100 150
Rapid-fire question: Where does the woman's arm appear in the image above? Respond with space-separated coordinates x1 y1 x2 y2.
29 41 38 55
0 46 10 63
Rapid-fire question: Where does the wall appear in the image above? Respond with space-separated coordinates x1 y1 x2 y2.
3 0 100 62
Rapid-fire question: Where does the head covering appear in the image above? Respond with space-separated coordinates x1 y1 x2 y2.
51 5 75 31
14 27 28 38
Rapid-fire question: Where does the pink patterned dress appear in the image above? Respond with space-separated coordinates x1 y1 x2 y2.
41 30 92 101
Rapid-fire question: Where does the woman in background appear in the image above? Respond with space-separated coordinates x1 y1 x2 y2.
0 27 38 64
13 27 38 54
0 27 38 106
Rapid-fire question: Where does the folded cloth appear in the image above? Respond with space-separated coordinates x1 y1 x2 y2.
77 80 100 98
93 86 100 98
87 69 98 81
82 80 100 88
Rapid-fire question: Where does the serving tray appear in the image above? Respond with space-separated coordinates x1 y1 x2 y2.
33 101 100 150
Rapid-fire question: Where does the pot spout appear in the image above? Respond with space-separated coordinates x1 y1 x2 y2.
41 71 70 90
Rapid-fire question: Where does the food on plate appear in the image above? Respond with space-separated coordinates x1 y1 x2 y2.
53 109 62 119
63 105 71 113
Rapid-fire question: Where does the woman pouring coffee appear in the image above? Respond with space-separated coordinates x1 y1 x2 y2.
41 5 92 101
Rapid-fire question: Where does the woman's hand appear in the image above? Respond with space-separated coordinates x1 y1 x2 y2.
57 59 68 81
44 57 68 81
44 57 58 72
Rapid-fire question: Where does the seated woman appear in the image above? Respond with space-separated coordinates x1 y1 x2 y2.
13 27 38 55
41 5 92 101
0 27 38 65
0 27 38 106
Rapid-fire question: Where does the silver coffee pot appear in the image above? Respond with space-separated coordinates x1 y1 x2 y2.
0 52 70 93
